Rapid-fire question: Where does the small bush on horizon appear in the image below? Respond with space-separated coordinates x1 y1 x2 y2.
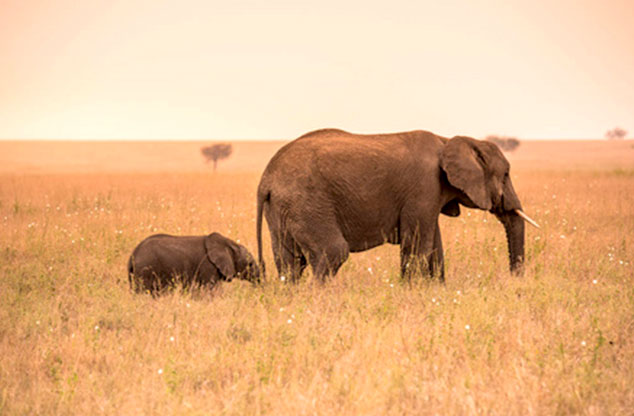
486 135 521 152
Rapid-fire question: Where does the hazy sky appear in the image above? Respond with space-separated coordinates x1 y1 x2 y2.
2 0 633 140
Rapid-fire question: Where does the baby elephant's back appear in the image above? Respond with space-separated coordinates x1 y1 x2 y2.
135 234 205 268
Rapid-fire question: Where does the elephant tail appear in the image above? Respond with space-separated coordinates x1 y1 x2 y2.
256 186 269 278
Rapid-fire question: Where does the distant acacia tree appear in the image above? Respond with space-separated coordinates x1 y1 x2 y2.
605 127 627 140
201 143 233 171
485 135 521 152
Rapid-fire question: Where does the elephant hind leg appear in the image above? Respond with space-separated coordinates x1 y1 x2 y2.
304 236 349 283
271 231 307 282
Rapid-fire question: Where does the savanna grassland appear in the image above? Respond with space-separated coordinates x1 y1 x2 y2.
1 140 633 415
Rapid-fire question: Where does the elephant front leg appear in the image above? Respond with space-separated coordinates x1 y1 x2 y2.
399 222 436 280
431 221 445 282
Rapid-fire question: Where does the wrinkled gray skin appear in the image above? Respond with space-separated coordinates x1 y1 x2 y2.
256 129 526 282
128 232 259 294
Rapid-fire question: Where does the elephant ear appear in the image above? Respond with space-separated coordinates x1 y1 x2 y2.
204 233 236 280
440 136 492 210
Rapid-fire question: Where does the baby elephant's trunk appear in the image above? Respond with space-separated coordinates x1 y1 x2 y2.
127 256 134 289
127 255 146 293
246 260 262 284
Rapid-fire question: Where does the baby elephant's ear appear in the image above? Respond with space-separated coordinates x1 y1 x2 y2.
204 233 236 280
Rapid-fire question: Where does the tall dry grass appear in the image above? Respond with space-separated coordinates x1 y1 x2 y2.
1 162 633 414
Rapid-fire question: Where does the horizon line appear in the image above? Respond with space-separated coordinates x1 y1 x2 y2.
1 137 629 142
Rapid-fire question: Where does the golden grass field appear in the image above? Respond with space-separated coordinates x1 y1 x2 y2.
1 139 633 414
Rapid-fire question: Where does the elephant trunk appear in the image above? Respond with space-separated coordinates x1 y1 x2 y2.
496 211 525 275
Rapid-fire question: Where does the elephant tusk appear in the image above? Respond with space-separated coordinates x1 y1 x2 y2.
515 209 540 229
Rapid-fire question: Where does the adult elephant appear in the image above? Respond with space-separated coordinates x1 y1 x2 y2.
256 129 538 282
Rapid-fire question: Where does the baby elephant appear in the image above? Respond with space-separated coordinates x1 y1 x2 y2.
128 232 259 294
